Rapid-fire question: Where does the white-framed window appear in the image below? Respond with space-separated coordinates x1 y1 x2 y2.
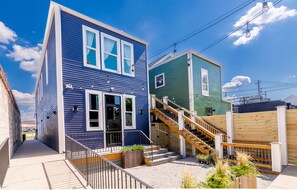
155 73 165 89
85 90 103 131
201 68 209 96
121 41 134 77
101 32 121 74
123 95 136 129
82 25 100 69
45 51 48 85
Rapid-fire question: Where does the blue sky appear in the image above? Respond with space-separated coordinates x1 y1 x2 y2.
0 0 297 120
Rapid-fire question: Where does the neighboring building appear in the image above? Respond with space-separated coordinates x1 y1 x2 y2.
149 50 231 116
233 100 287 113
35 2 149 153
284 94 297 109
0 64 22 157
21 120 36 131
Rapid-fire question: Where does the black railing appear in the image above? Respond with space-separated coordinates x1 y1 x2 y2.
0 138 9 188
65 135 152 189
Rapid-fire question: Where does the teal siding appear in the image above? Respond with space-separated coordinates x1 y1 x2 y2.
192 55 231 116
149 54 190 109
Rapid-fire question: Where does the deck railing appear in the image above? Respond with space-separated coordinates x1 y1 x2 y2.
65 135 152 189
0 138 9 188
221 142 272 169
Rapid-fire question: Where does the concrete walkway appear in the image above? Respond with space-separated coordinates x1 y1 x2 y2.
2 140 85 190
268 166 297 189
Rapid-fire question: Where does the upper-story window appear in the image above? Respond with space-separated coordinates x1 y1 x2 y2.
155 73 165 89
201 68 209 96
101 33 121 74
83 25 100 69
121 41 134 77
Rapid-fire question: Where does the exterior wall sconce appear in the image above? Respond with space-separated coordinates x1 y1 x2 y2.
139 109 144 114
72 105 79 112
110 87 114 92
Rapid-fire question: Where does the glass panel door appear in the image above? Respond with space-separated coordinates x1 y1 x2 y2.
105 95 122 147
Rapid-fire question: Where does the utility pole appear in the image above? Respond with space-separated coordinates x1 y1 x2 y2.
255 80 262 102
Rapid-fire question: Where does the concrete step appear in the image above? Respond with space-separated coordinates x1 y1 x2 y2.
144 151 178 160
144 148 168 156
147 154 181 166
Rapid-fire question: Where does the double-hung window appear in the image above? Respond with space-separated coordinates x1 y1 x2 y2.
201 68 209 96
83 25 100 69
86 90 102 131
155 73 165 89
101 33 121 74
121 41 134 77
123 95 136 129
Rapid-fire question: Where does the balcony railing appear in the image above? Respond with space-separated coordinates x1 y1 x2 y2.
65 135 152 189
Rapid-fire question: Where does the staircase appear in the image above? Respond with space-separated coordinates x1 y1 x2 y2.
144 148 181 166
150 95 227 155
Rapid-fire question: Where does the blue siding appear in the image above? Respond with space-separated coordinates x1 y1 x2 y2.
36 17 59 151
60 11 149 147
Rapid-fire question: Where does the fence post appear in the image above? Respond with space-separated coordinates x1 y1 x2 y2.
85 149 89 184
178 110 186 158
271 142 282 172
163 96 168 110
226 111 234 155
151 94 156 109
215 134 223 158
191 111 197 156
277 106 287 166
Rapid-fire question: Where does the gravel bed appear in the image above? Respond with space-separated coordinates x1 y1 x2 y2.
125 157 277 189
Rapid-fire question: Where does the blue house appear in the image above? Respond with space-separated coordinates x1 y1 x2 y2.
35 2 149 153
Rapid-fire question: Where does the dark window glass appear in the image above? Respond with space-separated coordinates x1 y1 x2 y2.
89 94 98 110
89 111 99 127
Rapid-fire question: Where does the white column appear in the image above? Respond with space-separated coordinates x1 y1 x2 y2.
226 111 234 155
277 106 288 166
163 96 168 110
271 142 282 172
151 94 156 109
178 110 186 157
215 134 223 158
191 111 197 156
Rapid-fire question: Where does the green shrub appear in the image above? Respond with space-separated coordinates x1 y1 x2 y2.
180 170 199 188
230 152 259 177
200 160 235 188
122 144 144 153
196 153 217 165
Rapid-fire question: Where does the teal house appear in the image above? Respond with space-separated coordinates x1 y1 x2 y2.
149 50 231 116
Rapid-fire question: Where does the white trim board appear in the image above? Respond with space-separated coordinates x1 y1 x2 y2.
187 52 195 111
55 5 65 153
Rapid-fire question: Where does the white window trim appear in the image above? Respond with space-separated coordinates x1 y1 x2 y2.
101 32 121 74
155 73 165 89
82 25 100 69
201 68 209 96
45 51 48 85
121 40 134 77
123 95 136 129
85 89 103 131
40 74 43 99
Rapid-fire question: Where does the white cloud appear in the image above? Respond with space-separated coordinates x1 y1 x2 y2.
12 90 35 120
6 45 42 77
231 2 297 46
222 76 251 92
0 21 17 44
0 45 7 50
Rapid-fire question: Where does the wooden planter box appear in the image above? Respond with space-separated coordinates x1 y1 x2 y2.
230 173 257 189
122 150 144 169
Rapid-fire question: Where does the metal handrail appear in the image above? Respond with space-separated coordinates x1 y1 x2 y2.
65 135 152 189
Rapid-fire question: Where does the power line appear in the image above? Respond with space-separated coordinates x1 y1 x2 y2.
149 0 257 59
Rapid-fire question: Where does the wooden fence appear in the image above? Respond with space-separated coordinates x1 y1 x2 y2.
287 109 297 165
201 115 227 132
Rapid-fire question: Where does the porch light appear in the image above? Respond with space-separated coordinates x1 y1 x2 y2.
245 22 251 38
142 84 145 91
262 0 269 13
110 87 114 92
72 105 79 112
139 109 144 114
107 76 110 84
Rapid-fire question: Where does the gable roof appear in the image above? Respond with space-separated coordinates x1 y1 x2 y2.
149 49 222 70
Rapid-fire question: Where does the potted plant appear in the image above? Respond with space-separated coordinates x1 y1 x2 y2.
200 160 236 188
230 152 258 188
122 144 145 168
